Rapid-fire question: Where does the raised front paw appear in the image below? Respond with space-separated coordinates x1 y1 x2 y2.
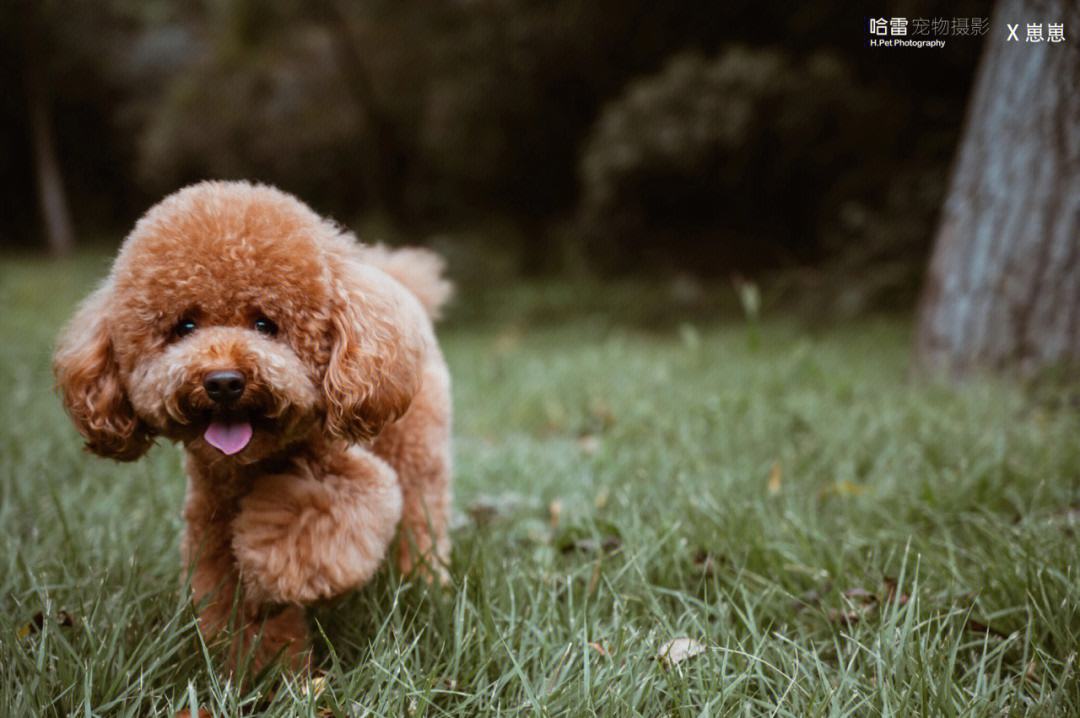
231 462 402 605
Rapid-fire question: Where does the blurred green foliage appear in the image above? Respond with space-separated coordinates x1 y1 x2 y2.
579 48 888 271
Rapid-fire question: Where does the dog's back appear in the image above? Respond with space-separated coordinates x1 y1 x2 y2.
357 243 453 580
358 245 452 321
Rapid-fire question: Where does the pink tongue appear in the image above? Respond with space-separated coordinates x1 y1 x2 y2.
204 421 253 455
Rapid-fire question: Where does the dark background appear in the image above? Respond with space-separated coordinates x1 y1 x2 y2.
0 0 991 311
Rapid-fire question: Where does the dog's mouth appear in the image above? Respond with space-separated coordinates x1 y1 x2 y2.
204 417 254 455
196 405 273 456
173 385 305 458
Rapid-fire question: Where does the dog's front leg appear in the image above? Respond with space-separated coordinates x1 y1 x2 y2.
183 476 312 674
231 448 403 606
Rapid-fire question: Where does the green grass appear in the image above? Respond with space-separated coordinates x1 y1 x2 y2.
2 253 1079 716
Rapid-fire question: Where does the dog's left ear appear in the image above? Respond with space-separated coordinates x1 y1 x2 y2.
323 264 427 442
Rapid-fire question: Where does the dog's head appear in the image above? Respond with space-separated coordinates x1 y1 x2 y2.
54 181 427 465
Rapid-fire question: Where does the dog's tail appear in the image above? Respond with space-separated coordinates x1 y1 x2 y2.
359 244 453 320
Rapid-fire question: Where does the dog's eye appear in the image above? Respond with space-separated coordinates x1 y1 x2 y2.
254 317 278 336
173 318 197 338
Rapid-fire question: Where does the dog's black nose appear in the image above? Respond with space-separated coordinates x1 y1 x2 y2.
203 370 246 404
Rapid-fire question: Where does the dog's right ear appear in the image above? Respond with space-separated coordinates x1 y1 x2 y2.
53 284 153 461
322 264 427 443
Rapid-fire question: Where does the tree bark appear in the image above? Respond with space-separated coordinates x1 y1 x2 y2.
27 82 75 257
22 4 75 259
914 0 1080 377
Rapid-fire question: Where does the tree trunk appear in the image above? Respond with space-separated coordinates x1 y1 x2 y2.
28 87 75 257
914 0 1080 378
24 43 75 257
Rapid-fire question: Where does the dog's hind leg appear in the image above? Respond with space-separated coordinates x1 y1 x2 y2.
373 362 452 582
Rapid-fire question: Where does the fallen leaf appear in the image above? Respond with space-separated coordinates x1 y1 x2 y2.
174 710 211 718
560 536 622 555
466 502 499 526
826 586 880 625
588 641 609 656
692 549 724 576
842 587 876 603
17 610 75 639
577 434 600 455
827 608 865 625
882 577 910 606
657 638 706 669
1025 658 1040 684
302 674 328 699
966 619 1009 639
548 499 562 529
587 559 602 596
465 493 532 526
767 461 782 495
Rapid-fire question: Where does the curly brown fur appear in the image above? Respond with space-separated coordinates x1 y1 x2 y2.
54 181 453 674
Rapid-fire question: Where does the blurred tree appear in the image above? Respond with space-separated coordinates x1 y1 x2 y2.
125 0 372 214
577 47 890 274
316 0 407 218
26 66 75 257
0 0 151 246
915 0 1080 377
13 1 75 255
0 0 987 286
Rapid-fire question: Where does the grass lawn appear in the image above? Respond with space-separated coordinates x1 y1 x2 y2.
2 253 1078 716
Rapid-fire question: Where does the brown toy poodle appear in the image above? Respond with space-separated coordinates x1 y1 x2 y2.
53 181 452 673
